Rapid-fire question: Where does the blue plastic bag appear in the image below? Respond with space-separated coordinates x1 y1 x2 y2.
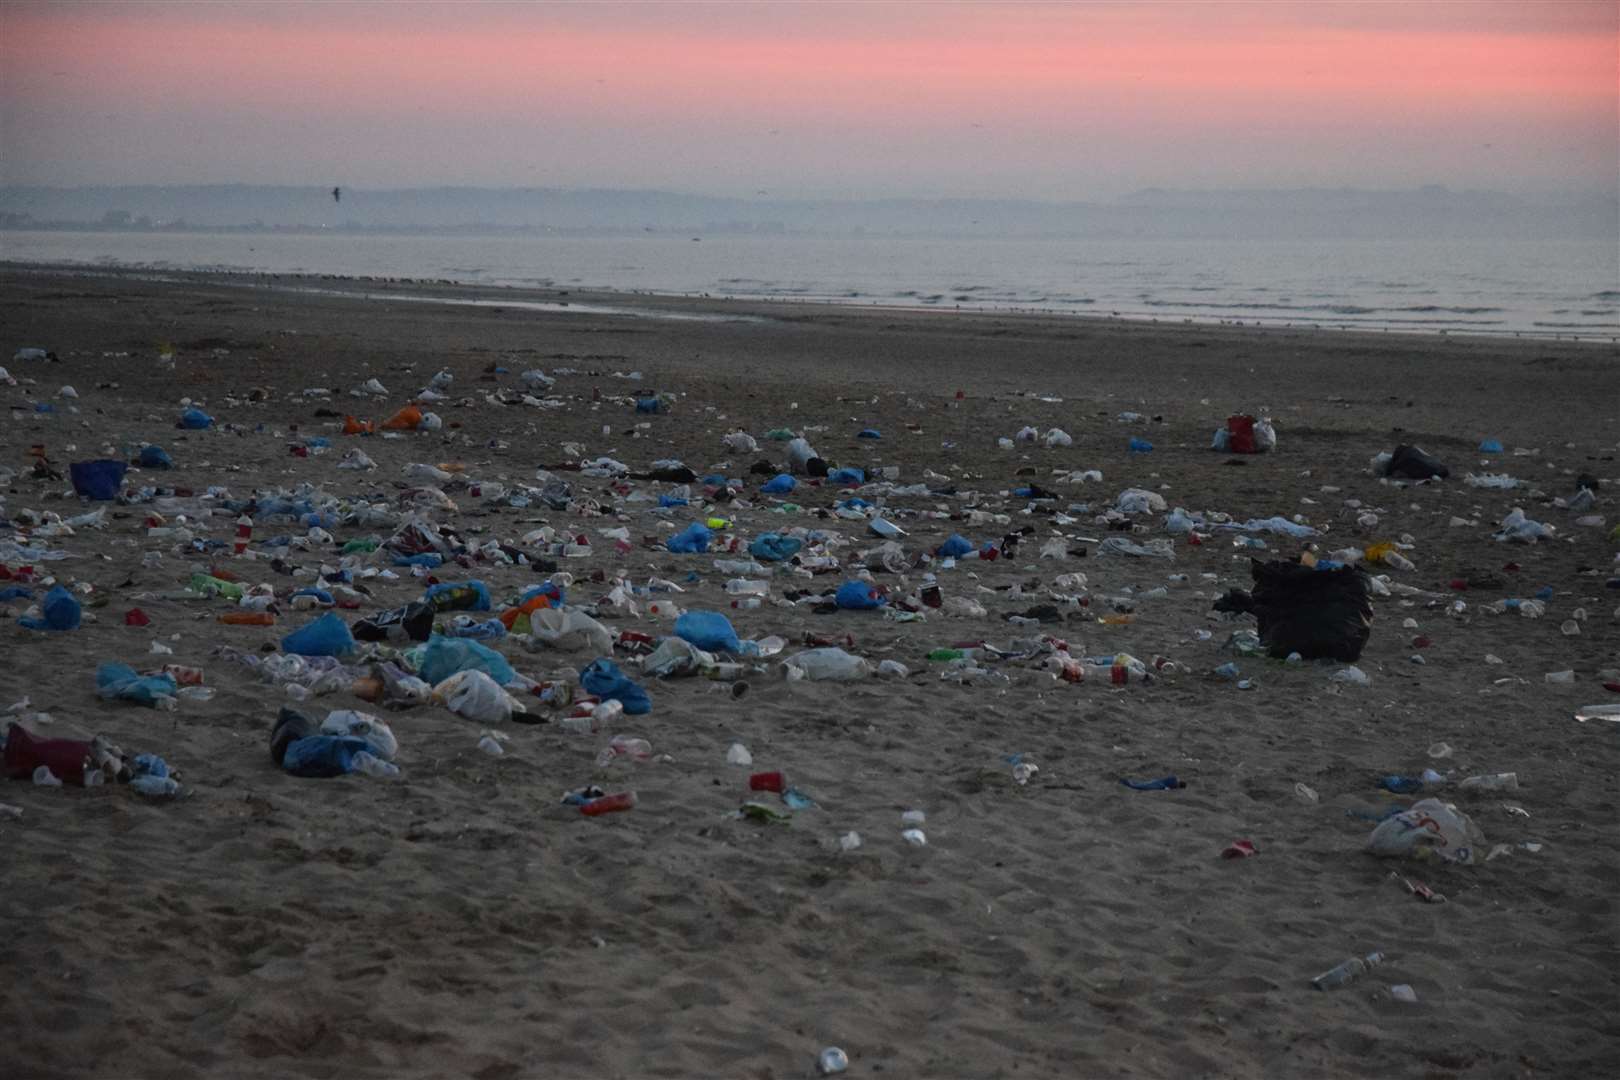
281 735 372 778
1479 438 1503 453
423 580 491 612
418 635 516 686
828 467 865 485
667 522 713 553
19 585 81 631
446 617 507 640
96 663 177 707
137 445 174 469
522 580 567 607
675 610 742 653
1128 437 1154 453
635 398 661 414
760 474 795 494
394 553 443 568
748 533 803 562
0 586 31 602
857 429 881 439
580 658 652 715
179 407 214 430
936 534 974 558
281 612 357 658
289 587 333 605
69 459 128 501
835 581 885 610
658 494 689 507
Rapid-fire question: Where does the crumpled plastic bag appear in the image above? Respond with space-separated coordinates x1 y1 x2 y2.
418 635 516 686
937 534 975 558
432 669 525 724
1041 428 1072 448
1494 508 1554 543
782 647 871 681
96 663 177 708
580 658 652 714
1097 536 1175 559
749 533 802 562
69 459 128 501
321 710 399 760
675 610 741 653
1367 798 1484 865
1115 488 1167 514
667 522 713 553
526 608 612 654
761 474 795 494
642 635 716 678
281 612 358 658
19 585 80 631
722 430 758 454
835 581 886 609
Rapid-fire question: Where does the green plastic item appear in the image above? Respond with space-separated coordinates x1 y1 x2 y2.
738 801 791 824
764 428 796 441
342 538 379 554
188 573 244 601
926 648 965 662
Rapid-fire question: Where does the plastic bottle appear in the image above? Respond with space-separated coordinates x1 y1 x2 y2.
1458 772 1518 791
219 611 276 626
580 791 637 816
725 578 769 596
1312 951 1385 990
130 774 181 797
818 1047 850 1075
350 750 400 779
596 735 653 767
731 597 763 609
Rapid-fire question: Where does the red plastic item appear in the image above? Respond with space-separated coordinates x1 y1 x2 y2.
1226 415 1257 454
1110 664 1128 685
219 611 275 626
1605 682 1620 693
1220 839 1258 859
1448 579 1468 591
1411 636 1432 649
579 792 637 816
124 608 151 627
3 723 93 785
749 771 786 793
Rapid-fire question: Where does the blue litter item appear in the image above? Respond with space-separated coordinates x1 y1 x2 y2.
521 580 567 606
418 635 515 686
937 534 974 558
300 511 337 529
289 587 333 605
580 658 651 715
137 445 174 469
281 735 372 778
1120 775 1184 791
828 467 865 484
702 474 729 487
446 617 508 640
658 495 689 507
281 612 357 658
1378 775 1426 794
0 586 32 602
179 407 214 430
423 580 492 612
1128 437 1154 453
394 553 443 568
857 429 881 439
96 663 177 707
69 459 128 501
635 398 662 413
667 522 713 553
19 585 81 631
675 610 742 653
836 497 871 510
34 403 54 413
1534 585 1554 601
835 580 885 610
305 436 330 449
132 753 170 779
760 474 796 494
1479 438 1503 453
749 533 803 562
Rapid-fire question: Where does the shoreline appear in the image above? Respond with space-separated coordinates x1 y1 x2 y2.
4 258 1616 345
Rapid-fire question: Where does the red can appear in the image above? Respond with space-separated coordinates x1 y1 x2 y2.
580 792 637 816
749 771 786 793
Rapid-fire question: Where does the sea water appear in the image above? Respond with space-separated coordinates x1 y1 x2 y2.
1 229 1614 339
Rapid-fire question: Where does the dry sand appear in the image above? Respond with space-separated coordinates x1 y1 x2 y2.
1 267 1618 1080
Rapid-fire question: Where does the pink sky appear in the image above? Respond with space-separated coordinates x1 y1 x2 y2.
2 1 1614 198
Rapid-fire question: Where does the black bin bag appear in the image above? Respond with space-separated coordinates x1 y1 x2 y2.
1247 559 1373 661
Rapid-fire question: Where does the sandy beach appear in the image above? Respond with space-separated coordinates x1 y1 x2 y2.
2 266 1618 1080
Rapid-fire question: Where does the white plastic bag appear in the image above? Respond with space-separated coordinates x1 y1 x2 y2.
526 608 613 654
782 647 871 681
1366 798 1484 865
321 709 399 760
1114 488 1167 514
432 670 525 724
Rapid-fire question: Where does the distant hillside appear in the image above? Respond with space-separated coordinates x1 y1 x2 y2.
1 184 1613 240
